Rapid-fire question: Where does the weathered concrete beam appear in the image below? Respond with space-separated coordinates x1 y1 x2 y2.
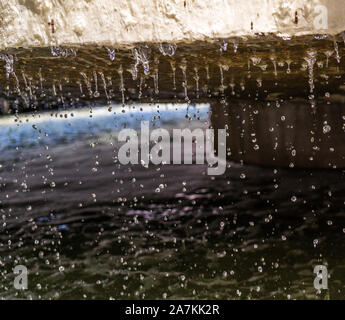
0 0 344 49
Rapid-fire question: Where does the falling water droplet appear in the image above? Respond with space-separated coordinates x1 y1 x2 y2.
304 50 317 94
251 56 262 66
159 43 177 56
106 47 116 61
232 39 239 53
170 61 176 91
99 72 109 101
179 58 189 102
118 65 125 105
93 71 100 98
132 45 151 79
152 57 159 95
324 50 333 68
270 56 277 76
220 41 228 52
323 124 331 134
194 67 199 99
333 38 341 63
80 72 93 97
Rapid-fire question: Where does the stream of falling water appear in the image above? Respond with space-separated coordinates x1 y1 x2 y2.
0 36 344 300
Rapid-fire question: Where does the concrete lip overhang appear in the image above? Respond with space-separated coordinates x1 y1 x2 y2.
1 34 345 105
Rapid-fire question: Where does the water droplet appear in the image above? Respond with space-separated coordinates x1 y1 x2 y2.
106 47 115 61
323 124 331 134
159 43 177 56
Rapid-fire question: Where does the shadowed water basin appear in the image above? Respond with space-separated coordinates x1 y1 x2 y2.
0 103 344 299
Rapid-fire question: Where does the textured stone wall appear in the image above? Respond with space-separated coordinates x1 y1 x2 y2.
0 0 343 49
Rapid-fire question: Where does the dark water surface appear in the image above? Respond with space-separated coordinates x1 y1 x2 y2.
0 104 344 299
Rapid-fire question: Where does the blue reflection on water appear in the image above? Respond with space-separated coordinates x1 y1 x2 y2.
0 103 209 152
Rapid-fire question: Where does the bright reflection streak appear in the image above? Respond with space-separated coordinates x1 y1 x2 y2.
0 103 209 152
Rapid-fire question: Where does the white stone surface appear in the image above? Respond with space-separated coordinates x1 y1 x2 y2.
0 0 343 49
